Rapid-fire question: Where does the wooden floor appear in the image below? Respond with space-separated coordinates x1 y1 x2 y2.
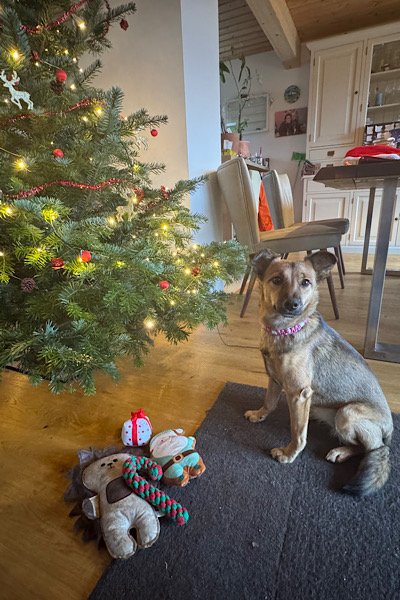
0 253 399 600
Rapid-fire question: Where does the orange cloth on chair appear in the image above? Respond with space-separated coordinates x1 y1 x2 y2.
258 181 274 231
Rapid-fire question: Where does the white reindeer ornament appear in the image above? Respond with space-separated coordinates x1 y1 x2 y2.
1 70 33 110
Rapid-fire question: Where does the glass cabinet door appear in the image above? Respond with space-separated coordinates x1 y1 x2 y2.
365 39 400 146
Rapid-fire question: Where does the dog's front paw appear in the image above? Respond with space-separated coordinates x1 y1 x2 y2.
244 408 267 423
271 447 296 464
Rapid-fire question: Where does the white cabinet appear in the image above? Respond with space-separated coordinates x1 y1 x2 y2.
309 42 363 150
305 22 400 252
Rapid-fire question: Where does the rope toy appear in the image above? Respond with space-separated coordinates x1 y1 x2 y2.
122 456 189 525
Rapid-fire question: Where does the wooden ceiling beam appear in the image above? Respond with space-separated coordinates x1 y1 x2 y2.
245 0 301 68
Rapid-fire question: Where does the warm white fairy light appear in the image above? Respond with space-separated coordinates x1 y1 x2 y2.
201 253 205 257
79 68 83 73
170 300 175 305
132 235 136 239
172 252 177 256
17 160 26 169
154 232 159 237
192 244 198 250
37 247 42 252
152 213 156 217
79 22 86 30
213 261 219 267
50 141 54 145
12 51 19 60
35 62 40 67
144 319 154 329
70 83 76 90
72 57 77 63
108 217 115 225
185 268 191 274
187 290 191 294
4 99 8 103
96 108 102 115
5 207 12 215
162 225 168 230
82 116 88 122
0 252 4 256
192 289 197 294
64 49 69 55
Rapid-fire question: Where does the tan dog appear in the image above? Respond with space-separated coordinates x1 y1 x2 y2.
245 249 393 496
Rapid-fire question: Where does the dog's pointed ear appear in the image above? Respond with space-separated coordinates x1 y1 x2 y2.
305 251 336 281
252 249 280 278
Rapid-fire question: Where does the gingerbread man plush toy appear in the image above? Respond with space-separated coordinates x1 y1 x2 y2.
149 429 206 487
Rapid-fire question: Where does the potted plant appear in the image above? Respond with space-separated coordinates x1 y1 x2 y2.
220 50 252 158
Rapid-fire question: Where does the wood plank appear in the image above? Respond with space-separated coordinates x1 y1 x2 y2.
0 253 399 599
245 0 301 67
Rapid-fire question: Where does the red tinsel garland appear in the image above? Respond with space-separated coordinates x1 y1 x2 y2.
20 0 112 35
0 98 93 127
2 179 145 200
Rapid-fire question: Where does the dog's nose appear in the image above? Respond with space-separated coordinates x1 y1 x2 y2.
284 298 301 312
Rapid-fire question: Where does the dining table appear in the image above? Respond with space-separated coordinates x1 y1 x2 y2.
314 160 400 363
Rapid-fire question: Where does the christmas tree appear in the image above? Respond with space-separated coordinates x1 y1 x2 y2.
0 1 245 394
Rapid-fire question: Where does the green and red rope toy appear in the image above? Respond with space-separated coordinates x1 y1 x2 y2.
122 456 189 525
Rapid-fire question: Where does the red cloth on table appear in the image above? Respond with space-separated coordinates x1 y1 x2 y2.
258 180 274 232
345 145 400 157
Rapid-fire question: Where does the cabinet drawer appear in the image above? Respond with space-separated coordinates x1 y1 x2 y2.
308 147 347 162
304 178 337 193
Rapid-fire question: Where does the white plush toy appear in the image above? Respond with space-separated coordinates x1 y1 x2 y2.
121 409 152 447
82 452 159 559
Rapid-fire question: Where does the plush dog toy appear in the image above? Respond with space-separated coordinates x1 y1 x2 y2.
149 429 206 487
82 452 160 559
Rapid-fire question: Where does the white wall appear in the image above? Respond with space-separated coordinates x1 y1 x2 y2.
220 52 310 220
93 0 224 243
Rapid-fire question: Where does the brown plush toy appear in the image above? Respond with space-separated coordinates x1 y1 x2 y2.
82 452 160 559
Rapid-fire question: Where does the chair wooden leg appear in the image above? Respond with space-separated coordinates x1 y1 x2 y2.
334 246 345 289
240 270 257 318
239 264 251 295
338 244 346 275
326 274 339 319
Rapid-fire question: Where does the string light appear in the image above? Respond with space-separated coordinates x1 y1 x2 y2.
192 289 197 294
192 244 198 250
82 116 88 122
95 108 102 115
64 49 69 55
5 207 12 215
172 252 177 256
0 252 4 256
108 217 115 225
70 83 76 90
213 261 219 267
154 232 158 237
78 22 86 30
144 319 154 329
37 247 43 252
185 269 191 274
72 57 77 62
35 62 40 67
17 160 26 169
162 225 168 230
4 99 9 104
50 141 54 145
170 300 175 305
201 253 205 257
79 68 83 73
12 51 19 60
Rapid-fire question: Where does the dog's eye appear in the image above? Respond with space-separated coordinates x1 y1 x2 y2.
100 463 105 467
113 459 118 462
300 278 311 287
271 276 282 285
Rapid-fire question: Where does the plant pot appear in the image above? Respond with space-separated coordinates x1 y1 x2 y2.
221 132 240 155
239 140 250 158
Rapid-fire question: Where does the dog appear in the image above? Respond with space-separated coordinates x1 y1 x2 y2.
245 249 393 496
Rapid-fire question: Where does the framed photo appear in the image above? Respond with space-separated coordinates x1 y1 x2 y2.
275 107 307 137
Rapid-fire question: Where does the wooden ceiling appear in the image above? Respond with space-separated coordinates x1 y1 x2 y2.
219 0 400 62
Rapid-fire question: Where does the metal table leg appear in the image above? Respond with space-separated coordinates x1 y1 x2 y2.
364 177 400 363
361 187 375 275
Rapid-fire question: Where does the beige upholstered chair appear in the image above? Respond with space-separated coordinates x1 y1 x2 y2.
216 157 344 319
262 170 349 288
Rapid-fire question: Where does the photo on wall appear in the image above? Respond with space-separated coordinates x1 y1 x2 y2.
275 107 307 137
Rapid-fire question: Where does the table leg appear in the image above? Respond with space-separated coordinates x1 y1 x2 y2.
361 187 375 275
364 177 400 363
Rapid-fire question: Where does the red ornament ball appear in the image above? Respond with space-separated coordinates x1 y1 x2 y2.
150 129 158 137
159 281 169 290
53 149 64 158
120 19 129 31
56 69 67 82
51 257 64 270
192 267 201 276
80 250 91 263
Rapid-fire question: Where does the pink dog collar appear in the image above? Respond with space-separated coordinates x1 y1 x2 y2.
263 318 309 336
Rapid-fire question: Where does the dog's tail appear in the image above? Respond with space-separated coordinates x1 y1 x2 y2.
342 443 391 496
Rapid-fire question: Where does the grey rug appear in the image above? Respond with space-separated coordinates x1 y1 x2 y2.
90 382 400 600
